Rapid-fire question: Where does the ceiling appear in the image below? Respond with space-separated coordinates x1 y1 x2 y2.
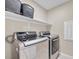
33 0 72 10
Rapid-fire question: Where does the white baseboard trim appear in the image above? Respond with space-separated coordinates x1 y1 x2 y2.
59 52 73 58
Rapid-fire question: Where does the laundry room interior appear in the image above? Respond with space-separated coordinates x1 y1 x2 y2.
5 0 73 59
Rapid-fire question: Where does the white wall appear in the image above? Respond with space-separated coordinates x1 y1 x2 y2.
20 0 48 22
47 1 73 56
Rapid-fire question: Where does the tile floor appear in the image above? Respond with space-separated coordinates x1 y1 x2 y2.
58 54 73 59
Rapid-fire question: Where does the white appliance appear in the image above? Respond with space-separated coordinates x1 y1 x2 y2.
14 31 49 59
39 31 59 59
50 35 59 59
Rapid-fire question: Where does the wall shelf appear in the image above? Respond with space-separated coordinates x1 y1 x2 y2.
5 11 51 26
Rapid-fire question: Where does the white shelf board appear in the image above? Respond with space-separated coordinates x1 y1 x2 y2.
5 11 51 26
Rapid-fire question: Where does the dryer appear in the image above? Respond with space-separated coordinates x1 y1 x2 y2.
39 31 59 59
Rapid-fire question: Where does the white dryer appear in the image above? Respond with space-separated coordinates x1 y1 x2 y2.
49 35 59 59
39 31 59 59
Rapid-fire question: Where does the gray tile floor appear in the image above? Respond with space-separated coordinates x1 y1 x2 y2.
58 55 73 59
